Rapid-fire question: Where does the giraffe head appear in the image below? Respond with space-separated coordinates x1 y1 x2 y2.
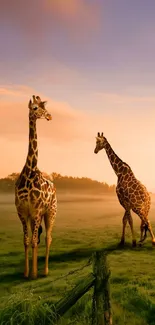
94 132 106 154
28 95 52 121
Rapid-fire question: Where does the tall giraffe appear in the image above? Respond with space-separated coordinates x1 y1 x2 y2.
94 132 155 247
15 95 57 279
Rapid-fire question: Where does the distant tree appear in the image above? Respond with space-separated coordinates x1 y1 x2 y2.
0 172 116 194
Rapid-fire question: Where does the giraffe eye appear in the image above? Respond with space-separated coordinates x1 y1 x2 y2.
33 106 38 111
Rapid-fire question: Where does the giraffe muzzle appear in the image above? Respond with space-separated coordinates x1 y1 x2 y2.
46 114 52 121
94 148 98 154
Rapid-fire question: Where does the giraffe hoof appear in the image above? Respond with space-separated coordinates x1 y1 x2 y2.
31 273 38 280
138 241 143 247
24 273 29 279
118 240 125 247
43 269 49 277
152 240 155 246
132 240 137 247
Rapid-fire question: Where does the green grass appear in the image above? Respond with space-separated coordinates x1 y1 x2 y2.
1 192 155 324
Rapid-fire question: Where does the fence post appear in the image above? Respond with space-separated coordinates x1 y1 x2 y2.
92 251 112 325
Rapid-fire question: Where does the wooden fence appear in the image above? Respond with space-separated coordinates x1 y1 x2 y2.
53 251 112 325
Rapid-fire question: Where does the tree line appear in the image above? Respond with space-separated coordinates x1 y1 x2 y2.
0 172 116 194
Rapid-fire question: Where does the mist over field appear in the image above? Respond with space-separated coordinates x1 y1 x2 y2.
1 183 155 324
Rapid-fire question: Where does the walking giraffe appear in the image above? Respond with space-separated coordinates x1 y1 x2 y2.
15 95 57 279
94 132 155 246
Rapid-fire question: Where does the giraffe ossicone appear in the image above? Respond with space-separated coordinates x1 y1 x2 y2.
15 95 57 279
94 132 155 247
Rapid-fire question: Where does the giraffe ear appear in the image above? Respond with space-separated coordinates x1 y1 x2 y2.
42 101 47 106
28 99 32 108
97 132 100 137
36 96 41 104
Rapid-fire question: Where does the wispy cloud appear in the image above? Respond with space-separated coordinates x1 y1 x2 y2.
1 84 155 146
1 84 155 190
45 0 102 41
0 85 34 97
0 85 87 142
96 92 155 104
1 0 101 47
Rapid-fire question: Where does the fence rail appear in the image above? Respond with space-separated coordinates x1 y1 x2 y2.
52 250 112 325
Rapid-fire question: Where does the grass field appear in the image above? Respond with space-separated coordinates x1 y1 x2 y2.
1 191 155 324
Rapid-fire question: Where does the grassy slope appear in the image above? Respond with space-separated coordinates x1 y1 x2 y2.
1 192 155 324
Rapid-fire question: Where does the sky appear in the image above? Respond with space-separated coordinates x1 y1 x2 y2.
1 0 155 191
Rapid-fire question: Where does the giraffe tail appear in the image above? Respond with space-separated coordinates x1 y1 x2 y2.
37 225 43 244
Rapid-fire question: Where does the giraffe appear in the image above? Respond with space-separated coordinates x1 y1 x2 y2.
15 95 57 279
94 132 155 247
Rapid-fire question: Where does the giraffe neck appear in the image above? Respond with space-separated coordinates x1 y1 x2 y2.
104 140 128 176
25 117 38 172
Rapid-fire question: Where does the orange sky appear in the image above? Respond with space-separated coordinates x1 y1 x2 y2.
1 85 155 192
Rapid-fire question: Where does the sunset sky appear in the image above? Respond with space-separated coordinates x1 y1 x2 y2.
1 0 155 191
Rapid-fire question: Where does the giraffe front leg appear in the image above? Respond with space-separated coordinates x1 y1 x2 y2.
18 214 30 278
31 219 40 279
128 214 136 247
31 243 38 279
119 211 128 246
24 235 30 278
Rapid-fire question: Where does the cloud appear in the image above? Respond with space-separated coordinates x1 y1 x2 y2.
96 92 155 104
1 85 155 191
1 0 101 47
0 85 90 142
0 0 47 44
44 0 101 41
0 85 34 98
1 85 155 147
31 59 88 87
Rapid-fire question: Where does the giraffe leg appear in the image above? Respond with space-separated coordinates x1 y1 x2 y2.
18 213 30 278
139 220 146 243
43 220 52 276
148 221 155 245
119 210 128 246
127 213 136 247
139 219 155 245
43 214 54 276
30 219 40 279
43 195 57 276
24 228 30 278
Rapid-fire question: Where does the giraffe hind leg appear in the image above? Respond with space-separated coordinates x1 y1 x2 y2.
37 224 43 244
133 209 155 246
43 195 57 276
139 219 155 246
43 212 54 276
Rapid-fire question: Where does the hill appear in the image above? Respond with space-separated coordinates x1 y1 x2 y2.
0 172 116 194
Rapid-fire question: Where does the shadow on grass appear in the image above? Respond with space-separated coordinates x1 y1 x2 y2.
1 242 154 285
0 251 22 258
0 271 27 285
